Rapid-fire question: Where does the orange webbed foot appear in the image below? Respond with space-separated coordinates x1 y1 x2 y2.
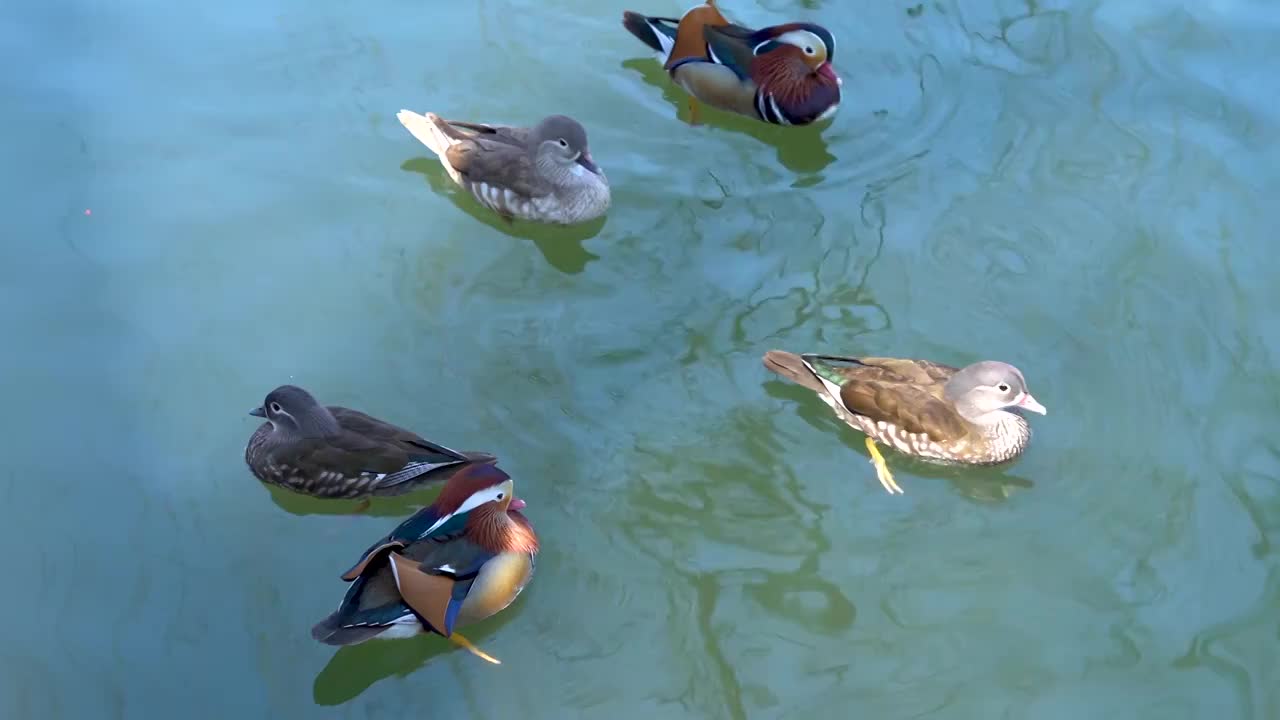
449 631 501 664
687 96 703 126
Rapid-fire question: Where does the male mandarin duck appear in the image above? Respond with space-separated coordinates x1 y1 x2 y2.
396 110 610 225
311 464 538 664
763 351 1047 495
622 0 841 126
245 385 496 504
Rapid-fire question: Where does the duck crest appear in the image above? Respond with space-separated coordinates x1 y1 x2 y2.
433 463 511 515
750 34 841 124
756 22 836 58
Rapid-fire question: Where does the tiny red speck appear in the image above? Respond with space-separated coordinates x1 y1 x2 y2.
84 209 92 216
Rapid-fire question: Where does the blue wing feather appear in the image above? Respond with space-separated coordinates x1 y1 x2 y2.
420 541 497 635
341 504 467 580
444 590 465 636
702 24 763 82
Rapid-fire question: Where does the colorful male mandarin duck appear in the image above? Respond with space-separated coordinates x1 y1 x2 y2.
396 110 611 225
311 464 539 664
622 0 841 126
763 351 1046 495
245 385 496 504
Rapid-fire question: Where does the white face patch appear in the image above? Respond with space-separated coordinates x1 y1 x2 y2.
421 483 510 536
774 29 824 55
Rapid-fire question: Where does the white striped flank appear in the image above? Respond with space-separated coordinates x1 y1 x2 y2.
767 95 791 126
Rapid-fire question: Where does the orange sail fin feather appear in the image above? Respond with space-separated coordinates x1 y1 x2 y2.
664 2 730 70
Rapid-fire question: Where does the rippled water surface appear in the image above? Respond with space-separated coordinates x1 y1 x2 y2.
5 0 1280 717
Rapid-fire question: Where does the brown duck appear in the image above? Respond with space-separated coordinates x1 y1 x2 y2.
396 110 610 225
244 385 496 505
763 350 1047 494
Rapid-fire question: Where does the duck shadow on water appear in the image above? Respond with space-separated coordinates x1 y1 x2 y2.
263 482 440 518
621 59 838 179
400 158 607 275
311 617 514 706
762 381 1036 503
311 636 450 706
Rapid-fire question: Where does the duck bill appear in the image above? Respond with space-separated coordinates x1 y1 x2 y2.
249 407 266 417
508 497 527 511
1017 393 1047 415
576 151 601 175
817 61 840 85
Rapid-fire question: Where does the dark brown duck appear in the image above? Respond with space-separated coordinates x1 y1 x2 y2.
244 384 496 501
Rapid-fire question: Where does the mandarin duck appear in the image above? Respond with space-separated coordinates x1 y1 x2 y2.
311 464 539 664
245 385 496 505
396 110 610 225
763 350 1047 495
622 0 841 126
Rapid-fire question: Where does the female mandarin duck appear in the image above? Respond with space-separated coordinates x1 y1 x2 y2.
311 463 539 664
396 110 610 225
622 0 841 126
245 385 496 505
763 351 1046 495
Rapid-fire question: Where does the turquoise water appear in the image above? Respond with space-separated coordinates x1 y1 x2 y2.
5 0 1280 717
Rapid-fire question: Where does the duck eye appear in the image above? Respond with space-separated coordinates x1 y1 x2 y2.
804 45 815 55
496 492 505 500
269 402 283 413
557 138 568 148
997 384 1010 393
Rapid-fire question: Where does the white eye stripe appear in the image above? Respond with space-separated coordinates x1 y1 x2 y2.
421 484 509 536
762 30 826 56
